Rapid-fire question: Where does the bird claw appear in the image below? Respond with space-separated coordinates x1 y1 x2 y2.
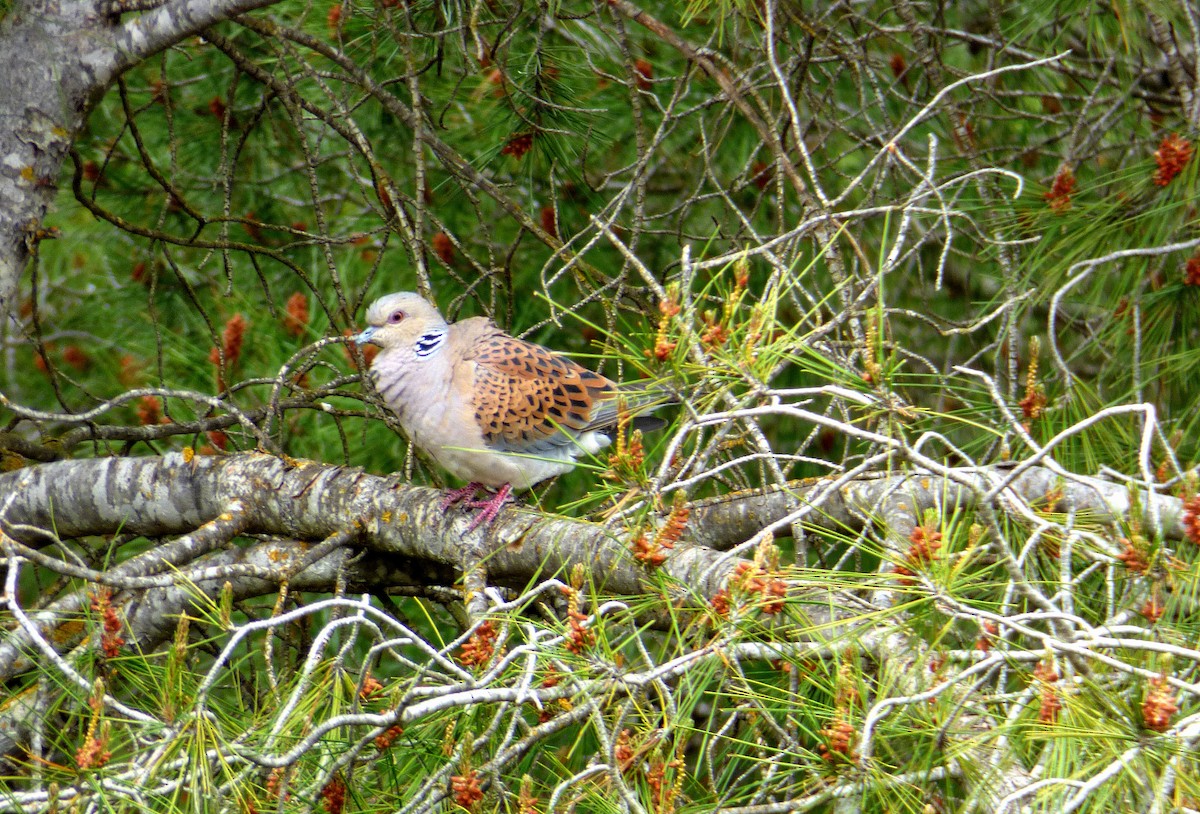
440 482 485 511
460 483 515 531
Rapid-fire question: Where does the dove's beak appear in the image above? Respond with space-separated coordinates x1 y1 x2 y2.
353 327 378 346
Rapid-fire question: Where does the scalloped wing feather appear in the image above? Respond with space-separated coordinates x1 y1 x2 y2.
466 333 618 453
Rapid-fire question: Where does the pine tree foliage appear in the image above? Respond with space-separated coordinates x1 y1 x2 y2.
1 0 1200 811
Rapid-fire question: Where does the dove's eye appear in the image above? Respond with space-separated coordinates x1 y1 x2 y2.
387 310 406 324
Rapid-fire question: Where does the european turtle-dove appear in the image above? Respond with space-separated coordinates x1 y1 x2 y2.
354 292 668 528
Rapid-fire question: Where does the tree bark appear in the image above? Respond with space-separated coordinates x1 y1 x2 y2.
0 451 743 593
687 466 1192 550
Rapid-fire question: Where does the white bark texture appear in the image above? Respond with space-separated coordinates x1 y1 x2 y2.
2 451 1188 688
0 452 752 675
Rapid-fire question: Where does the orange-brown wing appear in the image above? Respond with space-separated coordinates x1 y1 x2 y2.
467 334 616 452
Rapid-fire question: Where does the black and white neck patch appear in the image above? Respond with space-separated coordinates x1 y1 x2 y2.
414 329 447 358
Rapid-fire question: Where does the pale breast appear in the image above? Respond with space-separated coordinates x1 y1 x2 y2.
370 339 616 491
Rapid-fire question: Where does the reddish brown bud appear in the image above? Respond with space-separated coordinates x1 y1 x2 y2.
431 232 454 265
1044 166 1076 213
283 292 309 338
327 3 343 31
62 345 90 372
501 132 534 159
633 58 653 90
137 396 162 426
540 205 557 239
1143 676 1178 732
1153 134 1192 187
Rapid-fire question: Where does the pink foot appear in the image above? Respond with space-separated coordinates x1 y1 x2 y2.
440 482 485 511
461 483 515 531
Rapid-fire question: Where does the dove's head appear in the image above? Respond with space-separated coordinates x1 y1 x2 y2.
355 292 448 352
